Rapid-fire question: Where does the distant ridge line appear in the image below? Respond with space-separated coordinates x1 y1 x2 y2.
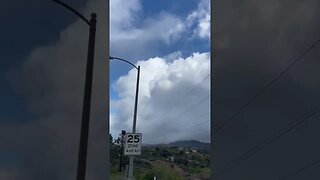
142 140 210 149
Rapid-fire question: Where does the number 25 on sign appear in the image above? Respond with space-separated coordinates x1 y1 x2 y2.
124 133 142 156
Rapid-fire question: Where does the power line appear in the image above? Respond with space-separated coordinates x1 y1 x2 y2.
174 113 210 140
213 104 320 179
179 112 210 131
160 112 209 141
167 94 210 124
214 104 320 178
135 96 209 134
156 94 209 139
126 74 210 134
182 119 210 132
214 39 320 135
160 107 209 142
279 159 320 180
154 73 210 122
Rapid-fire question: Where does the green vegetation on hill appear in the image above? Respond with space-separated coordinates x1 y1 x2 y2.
110 133 210 179
135 161 183 180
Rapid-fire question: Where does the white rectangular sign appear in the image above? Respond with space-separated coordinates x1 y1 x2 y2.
124 133 142 156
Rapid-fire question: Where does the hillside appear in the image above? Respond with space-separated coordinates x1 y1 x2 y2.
143 140 210 150
169 140 210 150
110 135 210 179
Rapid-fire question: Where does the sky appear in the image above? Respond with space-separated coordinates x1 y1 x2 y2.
213 0 320 179
0 0 107 179
0 0 209 179
109 0 210 144
4 0 320 179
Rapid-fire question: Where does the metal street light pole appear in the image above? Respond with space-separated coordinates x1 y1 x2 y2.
51 1 97 180
77 13 96 180
109 56 140 180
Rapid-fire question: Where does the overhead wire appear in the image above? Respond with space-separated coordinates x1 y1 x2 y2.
178 112 210 131
213 104 320 179
127 73 210 134
279 159 320 180
214 39 320 135
137 73 210 139
167 94 210 123
153 73 210 123
160 95 210 140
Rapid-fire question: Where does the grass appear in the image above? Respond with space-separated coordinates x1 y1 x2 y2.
110 171 126 180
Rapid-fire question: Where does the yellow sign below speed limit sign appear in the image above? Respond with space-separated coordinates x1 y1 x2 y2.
124 133 142 155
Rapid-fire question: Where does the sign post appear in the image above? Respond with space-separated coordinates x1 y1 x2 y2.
124 133 142 156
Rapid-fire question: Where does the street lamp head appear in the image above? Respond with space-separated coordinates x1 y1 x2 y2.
109 56 139 70
52 0 91 26
91 13 97 19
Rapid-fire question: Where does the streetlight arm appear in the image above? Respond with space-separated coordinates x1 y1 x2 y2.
51 1 97 180
52 0 90 26
109 56 140 179
109 56 138 70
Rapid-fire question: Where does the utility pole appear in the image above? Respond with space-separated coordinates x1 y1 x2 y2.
128 65 140 180
51 1 97 180
109 57 141 180
76 13 96 180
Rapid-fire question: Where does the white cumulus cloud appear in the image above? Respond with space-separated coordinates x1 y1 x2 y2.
186 0 210 39
110 0 211 59
110 0 186 58
111 52 210 144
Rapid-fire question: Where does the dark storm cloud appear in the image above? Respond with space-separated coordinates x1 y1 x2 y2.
1 0 108 179
214 0 320 179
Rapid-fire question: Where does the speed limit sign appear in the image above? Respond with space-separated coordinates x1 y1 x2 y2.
124 133 142 156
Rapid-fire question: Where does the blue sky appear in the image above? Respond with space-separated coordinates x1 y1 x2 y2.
110 0 210 144
110 0 210 101
0 0 210 178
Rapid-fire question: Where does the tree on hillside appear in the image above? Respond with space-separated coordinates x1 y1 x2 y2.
110 134 118 165
114 130 128 171
109 132 129 171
